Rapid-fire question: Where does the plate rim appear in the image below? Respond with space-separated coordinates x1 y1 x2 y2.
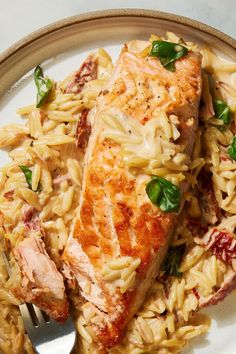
0 8 236 67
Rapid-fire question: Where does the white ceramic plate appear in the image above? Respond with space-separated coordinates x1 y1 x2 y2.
0 9 236 354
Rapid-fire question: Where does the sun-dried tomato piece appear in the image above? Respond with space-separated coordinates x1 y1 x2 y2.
75 109 91 149
65 55 97 94
206 228 236 265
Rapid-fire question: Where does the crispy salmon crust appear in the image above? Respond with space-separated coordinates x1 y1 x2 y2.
63 41 202 349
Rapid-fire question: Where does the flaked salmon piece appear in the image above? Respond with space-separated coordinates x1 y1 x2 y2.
62 40 202 349
12 237 69 322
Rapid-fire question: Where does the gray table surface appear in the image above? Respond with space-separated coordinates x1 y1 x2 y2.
0 0 235 54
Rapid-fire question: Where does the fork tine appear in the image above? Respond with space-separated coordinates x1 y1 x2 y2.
2 246 76 352
41 310 50 323
27 303 40 327
33 305 47 326
19 303 38 333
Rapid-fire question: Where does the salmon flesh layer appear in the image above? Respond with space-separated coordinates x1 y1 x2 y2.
13 237 69 321
62 41 202 349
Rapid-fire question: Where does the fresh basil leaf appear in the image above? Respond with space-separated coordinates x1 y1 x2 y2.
34 65 52 108
19 165 41 192
146 176 181 212
213 99 231 125
145 178 162 205
228 136 236 161
19 165 33 189
150 41 188 72
162 245 185 277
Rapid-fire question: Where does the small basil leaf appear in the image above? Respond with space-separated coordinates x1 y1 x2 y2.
146 176 181 212
150 41 188 72
213 99 231 125
34 65 52 108
19 165 41 192
228 136 236 161
162 244 185 277
145 179 162 205
19 165 32 189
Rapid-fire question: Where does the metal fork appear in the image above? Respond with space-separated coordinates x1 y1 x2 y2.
2 251 76 354
19 303 76 354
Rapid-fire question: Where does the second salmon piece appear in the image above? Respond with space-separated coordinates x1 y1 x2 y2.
62 39 202 349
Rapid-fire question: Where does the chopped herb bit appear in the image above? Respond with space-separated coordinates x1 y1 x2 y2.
19 165 33 189
213 99 231 125
228 136 236 161
34 65 52 108
150 41 188 72
162 244 186 277
19 165 41 192
146 176 181 212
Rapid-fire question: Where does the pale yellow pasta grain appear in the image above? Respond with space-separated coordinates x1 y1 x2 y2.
29 109 43 138
81 303 96 323
54 93 75 104
83 282 92 295
0 125 29 148
165 314 175 334
177 279 186 309
121 271 136 293
42 221 55 230
127 330 144 347
136 317 154 344
58 99 84 111
35 135 75 146
43 103 58 111
180 246 204 272
121 258 140 280
76 322 92 344
56 218 68 250
108 257 133 270
219 162 236 171
31 164 41 191
67 158 82 186
212 152 220 167
54 123 66 135
204 255 217 287
18 188 41 210
165 280 178 312
42 119 58 133
52 203 63 217
47 111 76 122
149 299 166 314
16 104 35 115
40 168 53 193
0 289 20 306
160 338 186 348
0 172 6 190
226 180 235 195
190 269 212 291
61 180 69 192
137 310 154 318
103 270 121 281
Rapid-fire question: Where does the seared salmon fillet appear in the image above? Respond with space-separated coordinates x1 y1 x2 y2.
12 237 69 322
62 40 202 349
